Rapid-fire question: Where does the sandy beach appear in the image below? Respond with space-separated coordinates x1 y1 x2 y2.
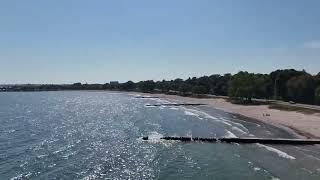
140 93 320 139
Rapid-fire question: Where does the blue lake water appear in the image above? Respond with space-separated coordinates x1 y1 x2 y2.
1 91 320 179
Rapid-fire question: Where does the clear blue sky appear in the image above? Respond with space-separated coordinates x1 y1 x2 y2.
1 0 320 84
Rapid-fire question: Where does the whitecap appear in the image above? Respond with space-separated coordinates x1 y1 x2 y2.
147 131 164 143
219 120 232 126
184 111 200 117
224 131 238 138
231 126 247 134
271 177 280 180
7 129 16 133
256 143 295 160
183 107 218 120
37 154 48 159
144 131 176 147
254 167 261 171
48 163 56 168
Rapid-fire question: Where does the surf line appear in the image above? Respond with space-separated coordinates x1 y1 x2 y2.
142 136 320 145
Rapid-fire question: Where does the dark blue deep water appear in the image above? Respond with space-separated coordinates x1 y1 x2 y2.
1 91 320 179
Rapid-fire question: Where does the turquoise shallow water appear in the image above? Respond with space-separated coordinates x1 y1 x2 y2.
1 91 320 179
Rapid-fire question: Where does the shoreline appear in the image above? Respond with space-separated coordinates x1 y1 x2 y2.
137 92 320 139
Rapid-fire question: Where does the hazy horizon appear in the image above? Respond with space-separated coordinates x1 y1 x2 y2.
1 0 320 84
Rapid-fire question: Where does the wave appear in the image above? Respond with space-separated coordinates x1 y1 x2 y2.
256 143 296 160
184 110 200 117
254 167 261 171
224 131 238 138
231 126 247 134
181 108 250 136
144 131 176 147
271 177 280 180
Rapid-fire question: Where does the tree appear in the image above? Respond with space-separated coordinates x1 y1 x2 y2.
179 83 192 95
315 86 320 105
192 85 207 94
228 72 256 102
286 75 315 104
137 80 155 92
252 74 273 99
122 81 136 91
270 69 307 100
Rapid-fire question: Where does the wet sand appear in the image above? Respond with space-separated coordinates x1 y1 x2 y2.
138 93 320 139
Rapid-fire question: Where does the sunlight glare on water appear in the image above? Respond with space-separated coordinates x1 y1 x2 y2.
0 91 320 180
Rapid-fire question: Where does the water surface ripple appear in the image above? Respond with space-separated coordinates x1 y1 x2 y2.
1 91 320 179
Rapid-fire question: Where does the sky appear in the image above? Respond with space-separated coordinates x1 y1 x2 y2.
1 0 320 84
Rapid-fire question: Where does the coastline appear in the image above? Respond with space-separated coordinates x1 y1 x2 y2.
137 92 320 139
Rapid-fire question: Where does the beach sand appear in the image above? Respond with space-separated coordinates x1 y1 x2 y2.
140 93 320 139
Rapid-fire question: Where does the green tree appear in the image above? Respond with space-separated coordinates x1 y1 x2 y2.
228 71 256 102
192 85 207 94
252 74 273 99
314 86 320 105
179 83 192 95
137 80 155 92
122 81 136 91
270 69 307 100
286 75 315 104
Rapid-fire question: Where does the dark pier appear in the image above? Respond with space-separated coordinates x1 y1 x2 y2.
142 136 320 145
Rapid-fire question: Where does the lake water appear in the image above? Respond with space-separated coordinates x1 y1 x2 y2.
1 91 320 179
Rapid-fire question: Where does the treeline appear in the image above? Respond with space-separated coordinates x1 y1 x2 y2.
132 69 320 105
2 69 320 105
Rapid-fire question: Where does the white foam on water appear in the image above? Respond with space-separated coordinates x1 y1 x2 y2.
186 130 193 138
204 114 218 120
170 107 179 110
154 98 171 104
37 154 48 159
219 120 232 126
129 93 139 96
145 122 161 128
48 163 56 168
144 104 156 107
6 129 16 133
234 154 241 158
254 167 261 171
171 106 250 137
224 130 238 138
231 126 247 134
271 177 280 180
256 143 296 160
182 107 219 120
143 131 175 147
225 120 249 132
184 110 200 117
148 131 164 142
181 108 250 136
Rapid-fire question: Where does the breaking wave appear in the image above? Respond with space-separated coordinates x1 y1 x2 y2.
256 143 296 160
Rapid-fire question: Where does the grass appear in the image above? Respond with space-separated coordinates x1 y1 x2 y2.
227 98 269 106
268 104 320 115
